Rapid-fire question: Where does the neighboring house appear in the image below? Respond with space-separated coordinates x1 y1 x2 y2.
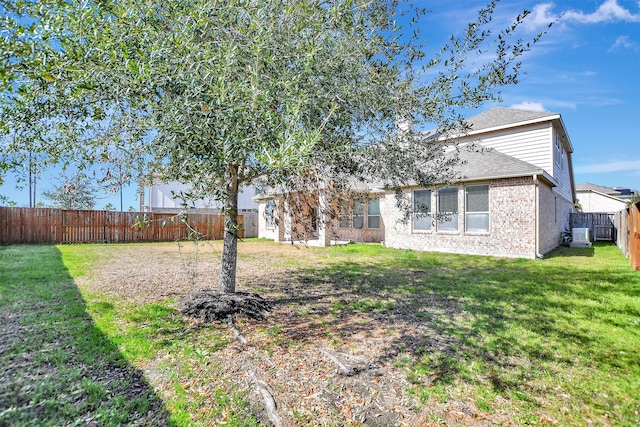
139 181 258 214
576 183 638 213
139 181 259 237
255 107 577 259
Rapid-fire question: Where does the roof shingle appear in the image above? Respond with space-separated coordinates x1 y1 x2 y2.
466 107 558 132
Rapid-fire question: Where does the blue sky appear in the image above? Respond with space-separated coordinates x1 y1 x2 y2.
1 0 638 209
427 0 640 191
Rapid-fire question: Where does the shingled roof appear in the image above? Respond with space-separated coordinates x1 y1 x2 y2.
465 107 559 132
575 183 620 195
453 147 545 182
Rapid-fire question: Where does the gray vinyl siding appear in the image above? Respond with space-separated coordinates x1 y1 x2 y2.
551 127 573 202
460 122 552 173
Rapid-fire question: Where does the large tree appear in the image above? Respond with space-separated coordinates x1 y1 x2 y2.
0 0 546 293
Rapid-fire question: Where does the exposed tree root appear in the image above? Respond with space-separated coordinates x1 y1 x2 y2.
226 316 247 346
179 293 280 425
247 368 282 427
178 289 272 321
319 348 357 376
319 348 377 376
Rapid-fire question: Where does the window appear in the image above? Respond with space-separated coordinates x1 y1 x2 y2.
554 134 562 167
368 198 380 228
265 200 276 228
339 199 350 228
438 187 458 231
413 190 431 231
353 199 365 229
311 207 318 232
339 197 379 229
465 185 489 232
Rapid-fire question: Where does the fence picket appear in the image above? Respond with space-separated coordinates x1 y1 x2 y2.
0 207 254 244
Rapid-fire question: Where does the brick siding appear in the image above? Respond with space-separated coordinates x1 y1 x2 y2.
538 182 573 254
383 177 540 259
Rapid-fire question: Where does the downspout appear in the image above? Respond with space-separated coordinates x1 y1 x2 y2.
533 175 542 258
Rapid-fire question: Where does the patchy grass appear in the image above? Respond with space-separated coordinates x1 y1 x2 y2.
1 240 638 426
0 245 171 426
310 242 640 425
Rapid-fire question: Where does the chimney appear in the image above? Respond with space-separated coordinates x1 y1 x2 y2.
396 114 414 135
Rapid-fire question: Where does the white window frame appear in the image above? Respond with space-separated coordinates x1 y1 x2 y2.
554 134 562 168
265 199 276 229
465 185 489 233
437 187 458 232
352 198 365 229
413 189 431 232
340 197 379 229
367 198 380 229
338 199 350 228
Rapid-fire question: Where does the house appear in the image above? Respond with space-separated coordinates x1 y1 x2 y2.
139 180 260 237
576 183 637 213
256 107 577 259
139 181 258 214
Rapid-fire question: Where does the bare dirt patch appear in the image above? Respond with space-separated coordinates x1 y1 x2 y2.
76 240 512 426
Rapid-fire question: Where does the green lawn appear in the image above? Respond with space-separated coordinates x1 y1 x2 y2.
0 240 638 426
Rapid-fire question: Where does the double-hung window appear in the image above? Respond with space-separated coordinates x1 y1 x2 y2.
413 190 431 231
554 134 563 168
339 197 380 229
437 187 458 231
367 198 380 228
465 185 489 232
339 199 350 228
265 200 276 228
352 199 365 229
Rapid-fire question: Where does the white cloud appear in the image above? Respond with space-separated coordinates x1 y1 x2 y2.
524 0 640 31
575 159 640 173
562 0 640 24
525 3 560 30
510 101 546 112
609 35 638 51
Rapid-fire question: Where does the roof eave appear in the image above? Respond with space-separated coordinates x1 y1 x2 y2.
464 114 561 138
576 189 626 202
426 114 564 143
398 170 548 188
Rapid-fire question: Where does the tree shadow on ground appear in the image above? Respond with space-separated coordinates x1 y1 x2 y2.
256 243 639 400
0 245 172 426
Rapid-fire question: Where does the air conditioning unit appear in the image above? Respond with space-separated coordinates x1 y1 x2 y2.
570 227 591 248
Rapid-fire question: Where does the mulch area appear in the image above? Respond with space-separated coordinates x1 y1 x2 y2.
73 241 512 426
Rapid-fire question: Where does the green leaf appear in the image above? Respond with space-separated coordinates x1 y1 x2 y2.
41 72 56 83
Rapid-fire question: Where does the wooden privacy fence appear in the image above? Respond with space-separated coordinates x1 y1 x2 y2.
614 201 640 271
0 207 248 244
569 212 615 241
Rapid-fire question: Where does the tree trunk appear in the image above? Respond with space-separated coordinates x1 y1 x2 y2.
219 173 240 294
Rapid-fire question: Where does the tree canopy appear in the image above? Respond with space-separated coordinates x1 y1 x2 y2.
0 0 547 293
42 174 97 210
